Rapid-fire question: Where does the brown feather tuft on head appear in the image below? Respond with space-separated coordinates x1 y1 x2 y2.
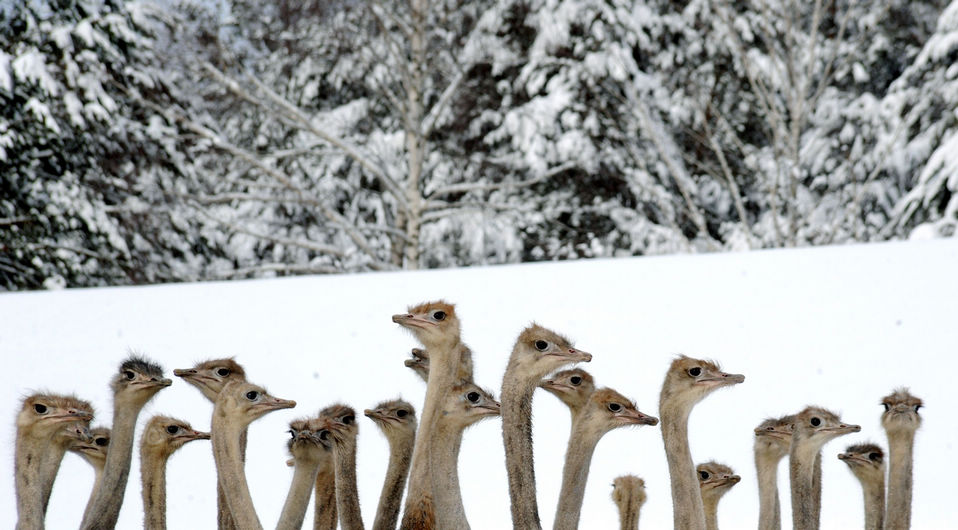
193 358 247 378
516 323 574 349
406 300 456 317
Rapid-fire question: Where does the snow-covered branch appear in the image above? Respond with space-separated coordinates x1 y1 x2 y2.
427 162 576 199
421 201 537 223
200 61 409 213
195 208 347 257
135 96 391 269
0 216 34 226
193 193 411 242
193 192 325 207
422 69 465 137
626 85 718 248
214 263 342 278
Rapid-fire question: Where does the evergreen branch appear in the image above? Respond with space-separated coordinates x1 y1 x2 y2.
11 242 118 260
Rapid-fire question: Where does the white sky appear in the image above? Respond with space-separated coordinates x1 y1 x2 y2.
1 238 956 529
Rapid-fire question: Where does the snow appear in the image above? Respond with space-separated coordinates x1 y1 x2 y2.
24 97 60 134
12 49 58 96
73 19 96 48
1 240 957 529
0 50 10 94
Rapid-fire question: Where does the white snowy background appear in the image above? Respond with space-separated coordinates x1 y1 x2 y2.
1 238 956 529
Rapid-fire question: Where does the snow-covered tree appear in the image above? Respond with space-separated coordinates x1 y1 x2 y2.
3 0 955 291
0 0 208 290
886 0 958 239
618 0 947 249
150 0 568 277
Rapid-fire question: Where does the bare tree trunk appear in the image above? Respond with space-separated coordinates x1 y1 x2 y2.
402 0 428 270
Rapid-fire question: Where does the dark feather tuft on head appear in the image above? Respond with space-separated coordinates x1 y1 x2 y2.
120 355 165 378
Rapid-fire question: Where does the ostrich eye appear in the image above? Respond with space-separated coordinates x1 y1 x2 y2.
433 311 446 321
699 471 710 480
608 403 622 412
342 415 354 425
124 370 135 380
570 376 582 385
810 417 821 427
33 403 48 414
467 392 480 403
882 403 890 412
319 430 329 441
166 425 179 435
688 367 702 377
534 340 548 351
396 409 408 418
95 437 109 446
216 368 230 377
245 391 259 400
868 452 880 461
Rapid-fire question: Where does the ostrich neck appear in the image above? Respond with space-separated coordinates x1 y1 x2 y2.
553 427 602 530
432 422 469 530
661 402 705 530
885 431 915 530
218 429 246 530
702 494 720 530
82 461 105 520
140 451 169 530
333 437 364 530
789 440 823 530
313 457 337 530
402 337 462 528
37 435 72 514
859 475 885 530
212 414 263 530
372 433 414 530
501 376 542 530
276 456 321 530
617 500 641 530
80 402 145 530
755 448 784 530
15 433 47 530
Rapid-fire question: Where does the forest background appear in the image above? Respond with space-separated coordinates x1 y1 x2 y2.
2 0 957 291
